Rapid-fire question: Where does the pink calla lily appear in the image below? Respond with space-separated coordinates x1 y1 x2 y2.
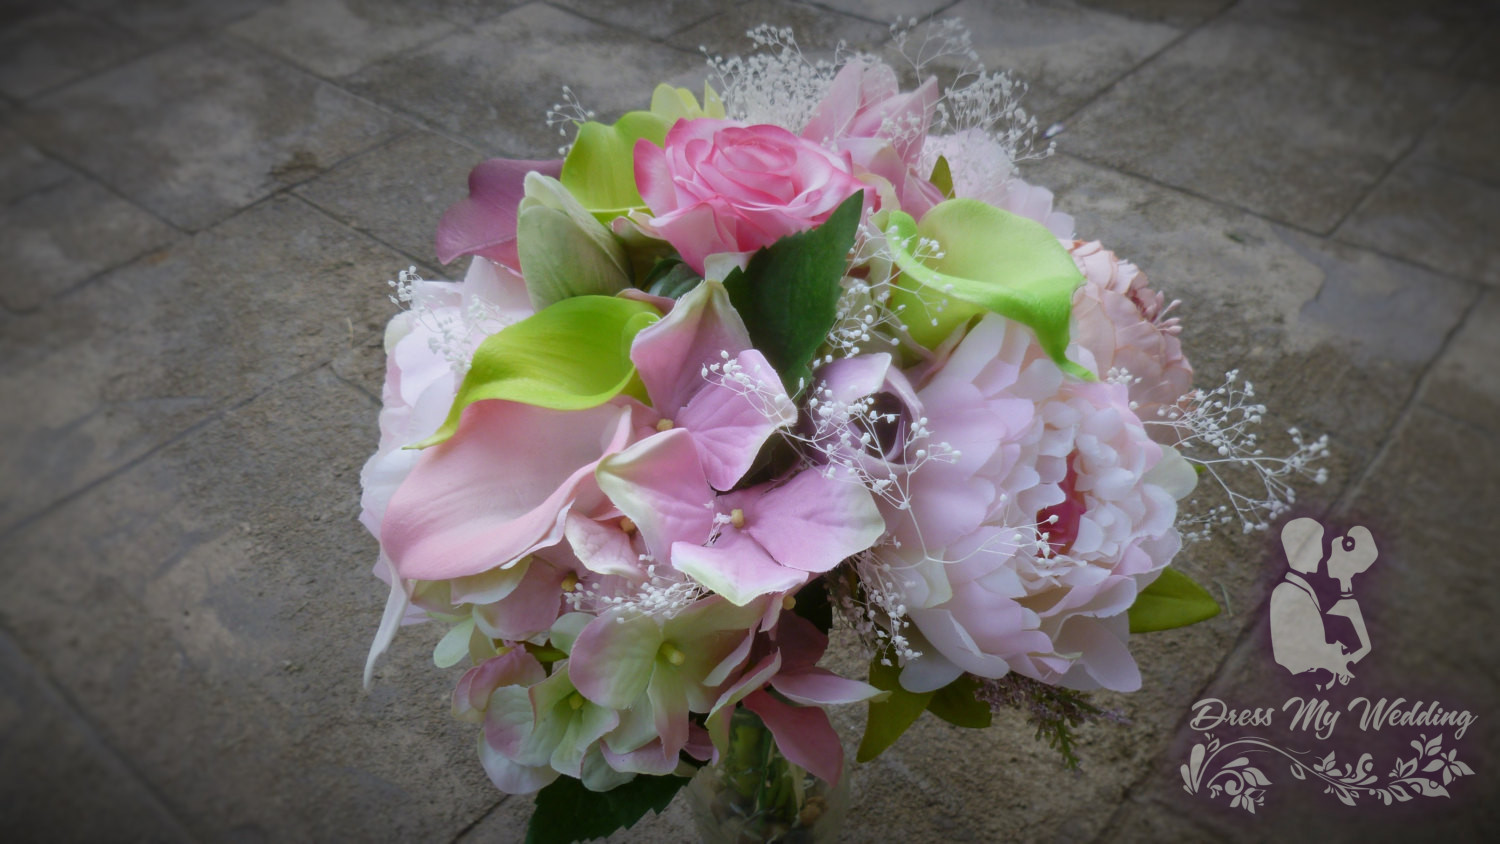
382 400 635 581
436 158 563 266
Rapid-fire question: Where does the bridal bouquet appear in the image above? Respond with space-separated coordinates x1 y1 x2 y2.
359 22 1327 843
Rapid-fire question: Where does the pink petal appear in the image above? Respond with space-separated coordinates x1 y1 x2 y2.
671 530 812 606
453 649 546 722
382 402 634 581
772 667 882 706
569 611 661 709
436 158 562 265
564 513 644 577
772 611 827 672
471 559 568 640
478 732 559 794
629 279 753 414
594 429 715 560
633 136 677 214
600 738 681 776
740 469 884 573
743 690 843 786
678 349 795 490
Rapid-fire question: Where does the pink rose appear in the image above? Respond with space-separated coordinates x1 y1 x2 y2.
634 119 869 273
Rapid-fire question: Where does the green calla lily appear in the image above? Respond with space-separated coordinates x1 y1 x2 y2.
516 173 632 308
414 295 661 449
885 199 1090 377
559 111 671 224
648 81 725 123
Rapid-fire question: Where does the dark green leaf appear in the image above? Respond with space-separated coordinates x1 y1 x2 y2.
929 155 954 199
856 655 935 763
643 259 703 299
722 191 863 395
1128 568 1221 633
790 580 832 635
525 774 689 844
927 675 992 728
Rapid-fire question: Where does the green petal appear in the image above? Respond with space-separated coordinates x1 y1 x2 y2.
648 82 725 123
415 296 661 448
559 111 671 224
886 199 1085 370
1128 568 1221 633
517 173 632 308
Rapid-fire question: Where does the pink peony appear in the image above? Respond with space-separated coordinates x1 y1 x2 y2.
633 119 869 273
1068 241 1193 441
855 315 1193 693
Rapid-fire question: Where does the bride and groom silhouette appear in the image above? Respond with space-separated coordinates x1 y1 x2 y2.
1270 518 1378 690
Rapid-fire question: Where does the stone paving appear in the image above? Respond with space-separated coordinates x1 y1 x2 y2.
0 0 1496 841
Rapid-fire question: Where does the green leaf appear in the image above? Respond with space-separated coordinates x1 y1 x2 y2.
929 155 955 199
516 174 632 309
790 580 833 635
927 675 992 728
525 774 689 844
857 656 935 763
722 191 864 395
559 112 671 224
885 199 1086 371
1128 568 1221 633
416 296 661 448
642 259 702 299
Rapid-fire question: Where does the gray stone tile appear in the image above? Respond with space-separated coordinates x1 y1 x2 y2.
1337 162 1500 286
69 0 270 42
0 177 178 312
1416 82 1500 184
1229 0 1490 67
0 126 70 204
229 0 459 79
667 0 888 55
294 129 480 268
0 630 192 842
805 0 951 24
550 0 726 41
0 366 500 840
1078 0 1232 28
1062 20 1456 232
1452 24 1500 81
0 196 401 533
0 10 149 100
1422 291 1500 434
20 37 405 231
346 4 704 158
933 0 1181 125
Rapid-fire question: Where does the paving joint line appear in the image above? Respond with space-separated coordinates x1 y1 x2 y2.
1331 283 1486 515
0 358 345 546
448 796 512 843
1052 0 1240 131
1325 79 1473 237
